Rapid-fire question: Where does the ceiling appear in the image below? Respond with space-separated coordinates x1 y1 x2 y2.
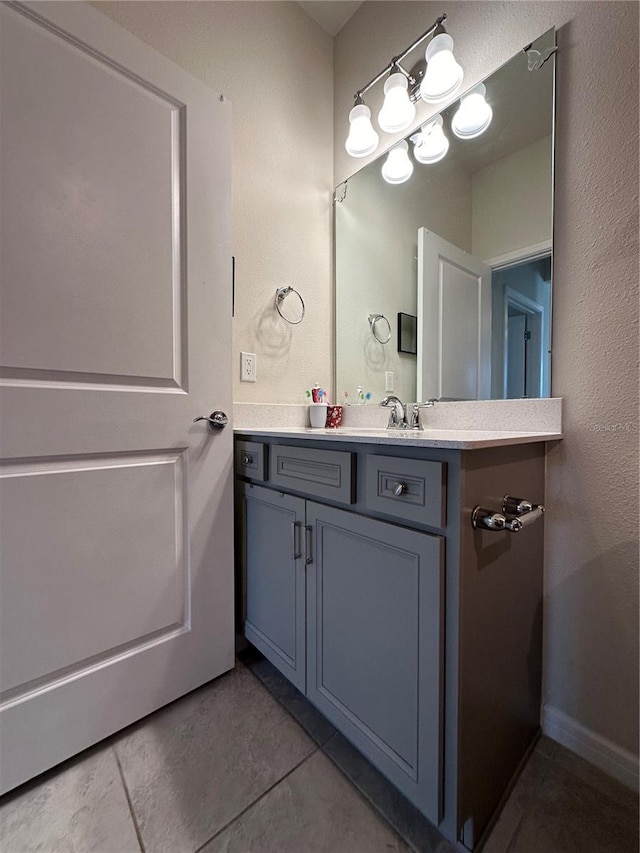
296 1 363 37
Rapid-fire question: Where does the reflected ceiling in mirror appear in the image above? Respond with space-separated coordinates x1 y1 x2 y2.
335 29 555 404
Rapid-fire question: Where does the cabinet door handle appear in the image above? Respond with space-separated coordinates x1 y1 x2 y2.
305 524 313 565
242 454 254 466
291 521 302 559
392 481 407 497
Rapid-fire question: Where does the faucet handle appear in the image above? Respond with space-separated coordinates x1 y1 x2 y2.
409 401 435 430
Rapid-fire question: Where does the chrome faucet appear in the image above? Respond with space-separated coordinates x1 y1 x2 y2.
380 397 436 430
380 396 408 429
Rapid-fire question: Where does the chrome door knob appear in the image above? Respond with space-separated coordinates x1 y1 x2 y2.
392 482 407 497
193 411 228 430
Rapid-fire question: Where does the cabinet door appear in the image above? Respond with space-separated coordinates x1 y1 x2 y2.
306 503 444 822
239 484 306 692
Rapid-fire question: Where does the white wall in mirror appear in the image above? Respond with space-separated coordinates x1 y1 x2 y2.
472 135 552 262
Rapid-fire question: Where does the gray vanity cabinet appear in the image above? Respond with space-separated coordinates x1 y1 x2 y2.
306 502 444 821
235 435 547 852
239 483 306 692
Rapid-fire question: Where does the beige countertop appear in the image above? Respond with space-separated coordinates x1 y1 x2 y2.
234 426 563 450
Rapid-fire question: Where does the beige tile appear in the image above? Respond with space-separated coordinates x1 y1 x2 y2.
202 750 409 853
536 736 638 811
0 744 140 853
508 755 639 853
113 665 315 853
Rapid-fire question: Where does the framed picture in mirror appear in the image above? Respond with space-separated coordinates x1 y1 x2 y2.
398 313 417 355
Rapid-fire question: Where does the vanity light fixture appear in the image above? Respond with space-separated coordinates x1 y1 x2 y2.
377 70 416 134
345 99 380 158
412 115 449 164
345 13 462 159
381 141 413 184
451 83 493 139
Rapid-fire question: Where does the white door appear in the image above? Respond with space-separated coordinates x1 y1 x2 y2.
0 1 234 795
506 313 527 398
417 229 491 401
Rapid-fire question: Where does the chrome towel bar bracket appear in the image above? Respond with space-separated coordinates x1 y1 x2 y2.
471 494 545 533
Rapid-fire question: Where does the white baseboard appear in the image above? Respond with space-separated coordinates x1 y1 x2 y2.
541 704 639 792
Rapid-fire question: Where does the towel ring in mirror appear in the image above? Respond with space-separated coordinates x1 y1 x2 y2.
368 313 391 344
275 286 305 325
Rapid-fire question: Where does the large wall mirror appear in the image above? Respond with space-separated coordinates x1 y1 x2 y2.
335 29 555 403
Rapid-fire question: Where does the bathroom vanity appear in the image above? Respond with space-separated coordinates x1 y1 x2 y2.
234 426 559 850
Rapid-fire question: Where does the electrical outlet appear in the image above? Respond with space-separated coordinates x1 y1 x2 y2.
385 371 394 392
241 352 256 382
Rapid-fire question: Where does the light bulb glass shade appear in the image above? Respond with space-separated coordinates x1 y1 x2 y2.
420 32 464 103
377 72 416 134
451 83 493 139
381 141 414 185
413 115 449 164
345 103 379 158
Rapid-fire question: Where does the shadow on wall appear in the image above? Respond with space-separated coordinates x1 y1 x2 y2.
543 530 640 756
253 304 293 355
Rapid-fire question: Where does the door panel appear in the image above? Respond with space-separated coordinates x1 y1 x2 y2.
417 228 491 401
507 314 527 398
0 1 233 794
1 6 180 383
0 451 187 697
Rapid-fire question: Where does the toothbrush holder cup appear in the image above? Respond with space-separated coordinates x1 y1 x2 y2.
308 403 328 429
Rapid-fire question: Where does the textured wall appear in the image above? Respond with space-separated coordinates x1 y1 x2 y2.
94 1 334 405
336 2 639 757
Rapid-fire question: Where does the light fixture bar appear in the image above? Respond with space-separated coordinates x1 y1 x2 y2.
353 13 447 101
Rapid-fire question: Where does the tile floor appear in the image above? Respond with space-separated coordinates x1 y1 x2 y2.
0 652 637 853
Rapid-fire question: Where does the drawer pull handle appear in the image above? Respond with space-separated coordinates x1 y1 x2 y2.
242 454 254 465
392 481 407 497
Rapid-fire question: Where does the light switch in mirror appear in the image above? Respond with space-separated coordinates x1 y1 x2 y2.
335 28 555 404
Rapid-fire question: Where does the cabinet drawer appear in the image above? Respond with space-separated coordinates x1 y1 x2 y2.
366 455 445 528
270 445 355 505
236 440 266 481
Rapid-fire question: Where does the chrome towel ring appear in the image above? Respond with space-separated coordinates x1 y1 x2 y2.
275 286 305 325
368 313 391 344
